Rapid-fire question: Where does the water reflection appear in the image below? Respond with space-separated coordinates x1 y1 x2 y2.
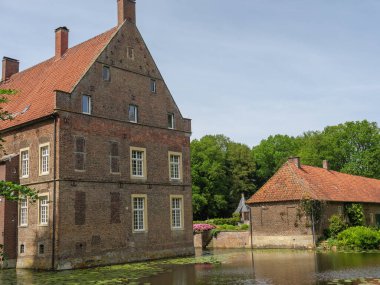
1 249 380 285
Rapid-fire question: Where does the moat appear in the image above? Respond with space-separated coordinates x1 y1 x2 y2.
1 249 380 285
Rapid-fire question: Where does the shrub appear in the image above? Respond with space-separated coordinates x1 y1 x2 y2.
240 224 249 230
193 224 216 234
337 226 380 250
344 203 365 226
206 217 240 226
328 215 348 238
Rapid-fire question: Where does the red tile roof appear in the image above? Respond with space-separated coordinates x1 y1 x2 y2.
0 27 118 131
247 162 380 204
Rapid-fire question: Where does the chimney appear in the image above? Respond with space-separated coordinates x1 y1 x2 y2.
117 0 136 26
55 27 69 58
2 57 19 81
288 157 301 168
323 160 330 170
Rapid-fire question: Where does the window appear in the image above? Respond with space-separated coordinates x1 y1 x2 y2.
169 152 182 181
171 196 184 230
20 148 29 178
39 144 49 175
19 198 28 226
102 66 110 81
127 47 134 60
132 195 147 232
168 113 174 129
75 137 86 171
20 244 25 254
38 244 45 255
128 105 138 123
337 206 343 216
110 193 121 224
82 95 91 114
110 142 120 174
75 191 86 225
150 79 156 93
39 196 49 225
130 147 146 179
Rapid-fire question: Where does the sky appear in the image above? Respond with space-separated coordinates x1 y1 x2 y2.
1 1 380 147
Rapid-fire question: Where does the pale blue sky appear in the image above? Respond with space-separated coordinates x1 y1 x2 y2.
1 1 379 147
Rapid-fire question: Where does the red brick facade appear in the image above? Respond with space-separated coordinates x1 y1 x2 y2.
0 1 194 270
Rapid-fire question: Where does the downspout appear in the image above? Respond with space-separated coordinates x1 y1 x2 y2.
249 206 253 250
311 205 316 248
52 116 57 270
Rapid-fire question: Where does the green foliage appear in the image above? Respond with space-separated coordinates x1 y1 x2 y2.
344 203 365 226
191 135 255 219
240 224 249 230
336 226 380 250
204 216 240 226
328 215 348 238
252 134 300 187
299 198 325 225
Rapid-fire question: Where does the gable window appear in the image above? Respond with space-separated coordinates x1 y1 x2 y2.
150 79 156 93
20 148 29 178
168 113 174 129
130 147 146 179
39 196 49 225
75 137 86 171
82 95 91 115
102 66 110 81
170 195 184 230
169 152 182 181
132 195 147 232
39 143 49 176
127 47 134 60
19 197 28 227
110 142 120 174
128 105 138 123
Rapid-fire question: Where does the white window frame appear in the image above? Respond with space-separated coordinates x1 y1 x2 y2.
38 195 49 226
168 152 182 181
39 143 50 176
128 105 138 123
132 194 148 233
82 95 92 115
168 113 175 129
170 195 184 230
130 147 147 179
20 148 30 179
19 197 28 227
150 79 157 93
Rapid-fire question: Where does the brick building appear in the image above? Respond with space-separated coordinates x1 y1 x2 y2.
0 0 194 270
247 157 380 249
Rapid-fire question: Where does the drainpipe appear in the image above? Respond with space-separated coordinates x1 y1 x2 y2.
311 205 316 248
52 115 57 270
249 207 253 250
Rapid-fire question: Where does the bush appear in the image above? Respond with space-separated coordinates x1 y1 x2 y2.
337 226 380 250
328 215 348 238
193 224 216 234
240 224 249 230
206 217 240 226
345 204 365 226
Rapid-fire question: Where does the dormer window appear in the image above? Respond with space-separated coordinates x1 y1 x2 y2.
150 79 156 93
82 95 91 115
102 66 110 81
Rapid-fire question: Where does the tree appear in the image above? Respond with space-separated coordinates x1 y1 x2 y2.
299 120 380 179
252 134 300 187
191 135 230 220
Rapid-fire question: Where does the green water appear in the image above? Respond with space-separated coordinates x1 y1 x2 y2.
1 249 380 284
